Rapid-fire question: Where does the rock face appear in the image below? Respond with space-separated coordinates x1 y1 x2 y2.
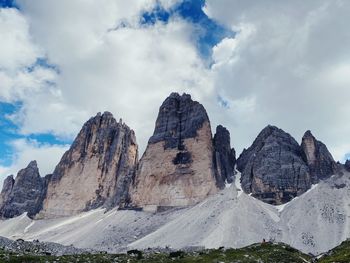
0 175 14 214
38 112 138 218
213 125 236 188
301 130 336 183
237 125 311 205
130 93 218 209
345 160 350 172
0 161 46 218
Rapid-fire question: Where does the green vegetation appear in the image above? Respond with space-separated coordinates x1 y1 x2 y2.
0 241 349 263
318 239 350 263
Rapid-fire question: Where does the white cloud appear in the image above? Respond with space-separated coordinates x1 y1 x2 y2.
0 8 39 70
0 8 57 103
204 0 350 160
5 0 213 154
0 139 69 185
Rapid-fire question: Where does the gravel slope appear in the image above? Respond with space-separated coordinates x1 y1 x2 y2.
1 171 349 255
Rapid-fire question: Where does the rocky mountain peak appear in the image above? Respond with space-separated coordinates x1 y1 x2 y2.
131 92 218 209
148 92 209 150
237 125 311 205
213 125 236 188
237 125 301 172
27 160 38 169
0 161 45 219
38 111 138 218
301 130 336 182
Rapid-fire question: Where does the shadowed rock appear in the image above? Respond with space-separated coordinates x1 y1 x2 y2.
0 175 14 213
237 125 311 205
345 160 350 172
0 161 45 218
148 92 209 150
301 130 336 183
213 125 236 188
38 112 138 218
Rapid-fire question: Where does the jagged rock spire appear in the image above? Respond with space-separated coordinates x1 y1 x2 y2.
213 125 236 188
38 111 138 218
301 130 336 182
0 161 45 218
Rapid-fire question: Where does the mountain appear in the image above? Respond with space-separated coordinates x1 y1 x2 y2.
37 112 138 218
301 130 337 183
130 93 219 210
0 161 46 219
236 125 336 205
213 125 236 188
0 91 348 257
236 125 312 204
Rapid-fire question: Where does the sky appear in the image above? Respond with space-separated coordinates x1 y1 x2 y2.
0 0 350 184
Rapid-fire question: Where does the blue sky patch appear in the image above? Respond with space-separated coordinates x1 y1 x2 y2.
0 102 70 166
141 0 234 59
0 102 22 166
0 0 18 8
27 58 60 74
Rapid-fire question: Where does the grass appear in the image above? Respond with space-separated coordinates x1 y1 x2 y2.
318 239 350 263
1 241 349 263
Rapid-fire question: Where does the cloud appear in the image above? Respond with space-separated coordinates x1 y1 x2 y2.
0 8 57 103
204 0 350 160
0 138 69 184
6 0 213 154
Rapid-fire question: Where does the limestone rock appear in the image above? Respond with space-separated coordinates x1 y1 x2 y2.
213 125 236 188
0 161 45 218
301 130 336 183
130 93 218 208
38 112 138 218
237 125 311 205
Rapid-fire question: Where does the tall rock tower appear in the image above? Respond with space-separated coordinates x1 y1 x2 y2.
38 112 138 218
130 93 218 210
301 130 336 183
